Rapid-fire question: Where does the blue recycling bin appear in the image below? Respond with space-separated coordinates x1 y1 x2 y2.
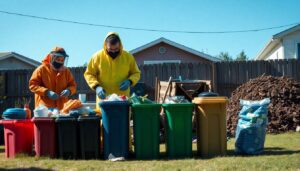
99 101 130 160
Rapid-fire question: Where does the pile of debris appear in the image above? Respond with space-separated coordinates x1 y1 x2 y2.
227 75 300 136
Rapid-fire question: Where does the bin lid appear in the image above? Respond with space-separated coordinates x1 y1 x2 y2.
3 108 27 120
99 101 130 107
32 117 55 123
3 108 26 114
131 103 161 108
192 97 228 104
78 116 100 122
162 103 194 107
55 116 77 122
198 92 219 97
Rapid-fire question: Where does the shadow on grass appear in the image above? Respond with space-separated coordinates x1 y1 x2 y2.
1 147 298 162
124 151 200 161
262 147 300 156
224 147 300 158
147 147 300 160
0 167 53 171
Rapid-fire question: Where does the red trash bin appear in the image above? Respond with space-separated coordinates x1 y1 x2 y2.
32 117 56 158
0 119 34 158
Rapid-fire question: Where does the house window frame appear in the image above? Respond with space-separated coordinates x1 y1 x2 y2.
159 46 167 54
144 60 181 65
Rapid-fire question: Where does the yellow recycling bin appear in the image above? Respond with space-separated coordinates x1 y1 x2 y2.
192 95 228 157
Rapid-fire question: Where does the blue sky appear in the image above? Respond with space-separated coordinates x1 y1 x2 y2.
0 0 299 66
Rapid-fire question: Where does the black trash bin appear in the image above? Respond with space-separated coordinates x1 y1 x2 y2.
55 116 78 159
131 82 145 96
78 116 101 159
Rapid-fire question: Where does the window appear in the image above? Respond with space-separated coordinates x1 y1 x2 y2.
159 46 167 54
144 60 181 65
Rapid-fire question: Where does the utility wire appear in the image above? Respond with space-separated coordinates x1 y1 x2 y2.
0 10 299 34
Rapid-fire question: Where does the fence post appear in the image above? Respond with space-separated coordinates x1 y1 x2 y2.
212 62 217 92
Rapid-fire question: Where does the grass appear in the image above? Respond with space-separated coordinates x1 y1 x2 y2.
0 132 299 171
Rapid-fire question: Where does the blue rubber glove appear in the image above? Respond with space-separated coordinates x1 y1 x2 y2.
46 90 59 100
96 86 106 99
119 80 131 91
60 89 71 97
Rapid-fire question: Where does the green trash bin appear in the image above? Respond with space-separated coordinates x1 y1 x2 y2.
162 103 194 159
132 103 161 160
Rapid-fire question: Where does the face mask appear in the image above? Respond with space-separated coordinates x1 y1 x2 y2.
107 50 120 59
51 61 63 69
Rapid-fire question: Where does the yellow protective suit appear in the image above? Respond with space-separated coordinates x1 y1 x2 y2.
84 32 141 109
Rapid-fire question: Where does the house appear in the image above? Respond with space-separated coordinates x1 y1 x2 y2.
256 24 300 60
0 52 40 70
130 37 220 65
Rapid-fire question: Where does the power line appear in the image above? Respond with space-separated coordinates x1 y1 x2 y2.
0 10 299 34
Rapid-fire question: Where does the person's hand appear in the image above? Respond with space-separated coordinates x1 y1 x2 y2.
96 86 106 99
119 80 131 91
46 90 59 100
60 89 71 97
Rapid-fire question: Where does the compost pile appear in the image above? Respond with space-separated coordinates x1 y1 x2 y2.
227 75 300 136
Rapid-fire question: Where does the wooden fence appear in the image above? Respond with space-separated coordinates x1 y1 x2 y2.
215 59 300 96
0 59 299 113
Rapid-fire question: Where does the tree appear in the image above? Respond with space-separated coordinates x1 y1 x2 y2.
217 52 233 61
80 62 87 67
236 50 248 61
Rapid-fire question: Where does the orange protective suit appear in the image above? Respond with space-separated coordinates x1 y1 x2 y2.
29 54 77 110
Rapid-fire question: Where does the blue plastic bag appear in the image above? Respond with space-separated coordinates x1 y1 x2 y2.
235 98 270 155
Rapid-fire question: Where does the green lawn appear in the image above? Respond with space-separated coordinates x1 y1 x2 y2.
0 132 299 171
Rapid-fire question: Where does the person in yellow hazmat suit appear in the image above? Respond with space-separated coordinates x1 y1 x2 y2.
84 32 141 105
84 32 141 152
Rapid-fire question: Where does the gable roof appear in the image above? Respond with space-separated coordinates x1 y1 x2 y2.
256 24 300 60
0 52 41 67
130 37 221 62
273 24 300 39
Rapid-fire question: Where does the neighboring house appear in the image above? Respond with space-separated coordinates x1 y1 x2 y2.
0 52 40 70
256 24 300 60
130 37 220 65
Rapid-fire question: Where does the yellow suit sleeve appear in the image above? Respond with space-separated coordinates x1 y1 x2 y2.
84 53 100 90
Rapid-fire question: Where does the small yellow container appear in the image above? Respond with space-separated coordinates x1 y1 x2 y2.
192 97 228 157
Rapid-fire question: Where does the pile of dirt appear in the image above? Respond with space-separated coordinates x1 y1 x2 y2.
227 75 300 136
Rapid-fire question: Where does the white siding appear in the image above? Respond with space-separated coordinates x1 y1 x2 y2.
265 44 284 60
282 30 300 59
